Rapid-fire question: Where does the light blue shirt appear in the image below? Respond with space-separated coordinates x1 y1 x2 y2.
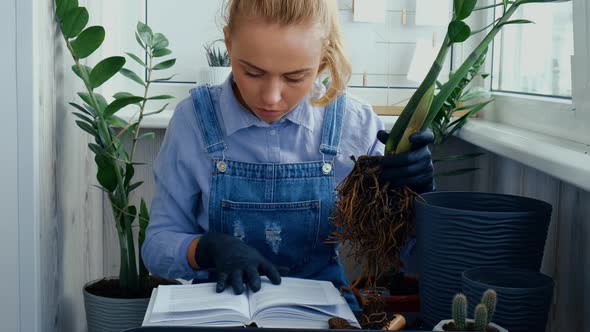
142 77 385 280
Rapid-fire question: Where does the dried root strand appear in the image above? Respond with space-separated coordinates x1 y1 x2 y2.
331 156 418 289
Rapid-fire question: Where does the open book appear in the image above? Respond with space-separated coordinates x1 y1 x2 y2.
142 277 359 329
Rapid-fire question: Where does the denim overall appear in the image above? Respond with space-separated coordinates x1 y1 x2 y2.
189 86 358 310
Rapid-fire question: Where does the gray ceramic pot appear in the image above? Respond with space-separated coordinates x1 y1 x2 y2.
83 277 151 332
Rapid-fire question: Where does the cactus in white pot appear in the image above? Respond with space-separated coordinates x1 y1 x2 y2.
433 289 507 332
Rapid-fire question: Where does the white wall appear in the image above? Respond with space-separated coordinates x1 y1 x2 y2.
0 0 23 329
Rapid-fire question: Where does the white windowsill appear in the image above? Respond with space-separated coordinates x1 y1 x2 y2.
119 109 590 191
457 120 590 192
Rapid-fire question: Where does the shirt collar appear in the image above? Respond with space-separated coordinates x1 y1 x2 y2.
218 74 320 136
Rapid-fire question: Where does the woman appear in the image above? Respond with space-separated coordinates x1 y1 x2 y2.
142 0 434 310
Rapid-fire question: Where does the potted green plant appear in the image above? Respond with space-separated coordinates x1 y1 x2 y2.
203 38 232 85
55 1 177 330
433 291 507 332
332 0 567 326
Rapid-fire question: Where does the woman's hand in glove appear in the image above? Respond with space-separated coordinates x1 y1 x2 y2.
376 130 435 194
195 232 282 294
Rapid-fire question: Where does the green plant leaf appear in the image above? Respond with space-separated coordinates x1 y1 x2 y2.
90 56 126 89
60 7 88 38
138 132 156 140
139 198 149 238
153 59 176 70
137 21 153 47
75 120 98 137
56 0 78 21
72 64 91 83
87 143 104 156
96 161 117 192
152 33 169 50
119 68 146 87
125 52 146 67
448 21 471 43
434 153 484 163
435 168 480 177
77 92 107 113
127 181 144 194
104 96 145 117
150 74 177 82
498 19 535 28
503 0 509 13
124 163 135 187
73 112 95 125
135 32 146 50
113 92 136 99
153 48 172 57
144 103 169 116
516 0 570 4
106 115 128 128
454 0 477 20
147 95 175 100
70 26 105 59
460 87 492 102
69 102 96 117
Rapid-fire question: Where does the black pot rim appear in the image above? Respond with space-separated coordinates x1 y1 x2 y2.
462 267 554 292
415 191 552 215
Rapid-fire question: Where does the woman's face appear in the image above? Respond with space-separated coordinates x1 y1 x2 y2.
225 18 325 124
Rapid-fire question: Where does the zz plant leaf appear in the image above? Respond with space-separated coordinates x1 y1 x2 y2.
60 7 88 38
71 26 105 59
90 56 126 89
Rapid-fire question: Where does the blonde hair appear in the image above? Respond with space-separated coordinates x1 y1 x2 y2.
224 0 352 106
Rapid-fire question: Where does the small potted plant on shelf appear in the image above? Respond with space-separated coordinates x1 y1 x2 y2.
433 290 507 332
203 38 231 85
55 0 177 330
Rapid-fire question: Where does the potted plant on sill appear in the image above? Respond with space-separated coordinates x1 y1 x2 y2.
203 38 232 85
332 0 566 328
55 1 177 330
433 291 507 332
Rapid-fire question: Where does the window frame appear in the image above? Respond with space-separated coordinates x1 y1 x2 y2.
480 0 590 145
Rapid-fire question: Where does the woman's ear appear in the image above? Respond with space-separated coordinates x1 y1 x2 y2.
223 26 232 55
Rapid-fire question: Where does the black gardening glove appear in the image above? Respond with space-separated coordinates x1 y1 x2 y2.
195 232 282 295
377 130 435 194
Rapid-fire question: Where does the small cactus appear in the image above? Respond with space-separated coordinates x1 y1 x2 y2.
481 289 497 325
452 294 467 330
474 304 488 331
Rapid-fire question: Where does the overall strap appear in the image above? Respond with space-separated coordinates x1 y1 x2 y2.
189 86 227 154
319 93 346 158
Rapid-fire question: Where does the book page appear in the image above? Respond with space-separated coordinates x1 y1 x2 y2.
248 277 346 315
248 277 358 329
150 283 250 323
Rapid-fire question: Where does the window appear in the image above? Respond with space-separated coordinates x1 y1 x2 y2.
491 1 574 99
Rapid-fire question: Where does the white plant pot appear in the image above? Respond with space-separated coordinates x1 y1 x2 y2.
433 319 508 332
207 66 232 85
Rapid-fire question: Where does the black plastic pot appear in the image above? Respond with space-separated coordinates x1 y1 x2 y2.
462 267 554 332
415 191 552 328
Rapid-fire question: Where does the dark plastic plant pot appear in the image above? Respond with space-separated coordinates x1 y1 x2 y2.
462 267 554 332
415 191 552 328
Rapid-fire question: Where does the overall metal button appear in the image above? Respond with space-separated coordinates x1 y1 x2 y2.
216 160 227 173
322 163 332 175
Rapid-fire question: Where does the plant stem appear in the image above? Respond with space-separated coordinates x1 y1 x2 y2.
130 51 153 162
65 36 132 290
386 35 451 154
423 3 521 129
474 1 515 11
